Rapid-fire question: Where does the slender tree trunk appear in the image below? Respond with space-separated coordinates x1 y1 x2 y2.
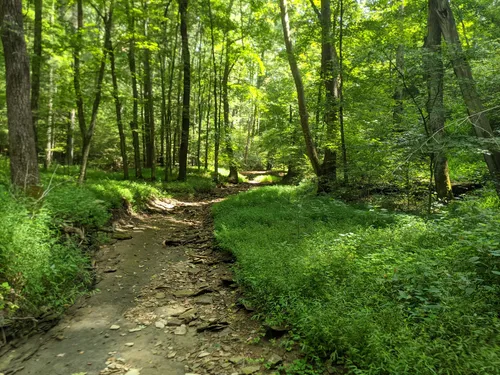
222 44 238 183
204 74 212 171
45 66 55 169
165 25 179 181
110 41 129 180
177 0 191 181
142 5 155 180
66 109 75 166
279 0 321 176
208 0 220 181
76 1 113 183
425 0 452 200
435 0 500 193
31 0 43 152
126 0 142 179
1 0 40 188
160 54 167 167
339 0 348 184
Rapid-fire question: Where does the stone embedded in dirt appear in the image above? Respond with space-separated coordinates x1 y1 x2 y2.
155 320 166 329
267 354 284 368
156 304 189 317
109 325 120 330
198 351 210 358
166 317 183 326
56 353 66 357
124 370 141 375
129 326 145 333
173 289 196 298
178 308 198 322
112 233 133 240
194 295 213 305
174 324 187 335
241 365 261 375
228 356 245 365
125 342 134 347
167 351 177 358
155 292 166 299
196 321 229 333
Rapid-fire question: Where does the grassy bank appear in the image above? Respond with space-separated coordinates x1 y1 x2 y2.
0 160 216 332
213 184 500 374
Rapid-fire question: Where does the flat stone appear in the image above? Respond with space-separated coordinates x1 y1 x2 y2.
229 356 245 365
112 232 133 240
156 305 189 317
241 365 261 375
110 325 120 330
198 351 210 358
174 324 187 335
155 320 166 329
268 354 283 367
125 370 141 375
167 317 183 326
167 351 177 358
173 289 195 298
125 342 135 347
194 295 213 305
155 292 166 299
178 308 197 322
129 326 145 333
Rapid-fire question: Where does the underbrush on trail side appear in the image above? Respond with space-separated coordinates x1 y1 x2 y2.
0 161 216 332
213 184 500 374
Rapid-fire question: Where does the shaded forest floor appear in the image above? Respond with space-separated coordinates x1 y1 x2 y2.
0 184 296 375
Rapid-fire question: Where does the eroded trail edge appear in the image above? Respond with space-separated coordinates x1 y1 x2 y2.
1 186 292 375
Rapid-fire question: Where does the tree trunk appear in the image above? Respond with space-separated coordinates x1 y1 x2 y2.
425 0 452 200
222 44 238 184
110 40 129 180
177 0 191 181
45 66 55 169
165 25 178 181
208 0 220 182
339 0 348 184
142 4 155 180
76 1 113 183
66 109 75 166
435 0 500 193
318 0 338 189
0 0 40 189
126 0 142 179
31 0 42 152
279 0 321 176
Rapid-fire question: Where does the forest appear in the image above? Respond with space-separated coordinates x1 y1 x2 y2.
1 0 500 374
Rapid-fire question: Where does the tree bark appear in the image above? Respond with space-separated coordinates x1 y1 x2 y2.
126 0 142 179
75 0 113 183
1 0 40 189
165 25 179 181
110 40 129 180
177 0 191 181
66 109 75 166
208 0 220 182
222 42 238 183
31 0 43 151
425 0 452 200
435 0 500 193
279 0 321 176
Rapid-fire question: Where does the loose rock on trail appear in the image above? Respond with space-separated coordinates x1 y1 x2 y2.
0 185 296 375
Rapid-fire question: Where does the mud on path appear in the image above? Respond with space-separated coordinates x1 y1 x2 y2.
0 185 294 375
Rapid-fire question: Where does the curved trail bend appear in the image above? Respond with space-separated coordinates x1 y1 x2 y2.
1 185 292 375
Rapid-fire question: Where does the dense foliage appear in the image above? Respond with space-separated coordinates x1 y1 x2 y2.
214 185 500 374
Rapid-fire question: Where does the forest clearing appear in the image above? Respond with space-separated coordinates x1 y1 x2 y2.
1 0 500 374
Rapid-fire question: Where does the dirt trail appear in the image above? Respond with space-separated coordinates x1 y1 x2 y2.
0 186 293 375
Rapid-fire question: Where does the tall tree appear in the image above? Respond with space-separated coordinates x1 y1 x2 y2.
126 0 142 179
31 0 43 150
435 0 500 194
177 0 191 181
0 0 40 188
74 0 113 183
425 0 452 200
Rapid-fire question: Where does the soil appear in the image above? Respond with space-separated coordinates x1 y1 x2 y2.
0 185 298 375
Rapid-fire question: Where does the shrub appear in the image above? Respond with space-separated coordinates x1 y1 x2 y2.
213 185 500 374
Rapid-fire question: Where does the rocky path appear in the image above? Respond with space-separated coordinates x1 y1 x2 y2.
0 186 294 375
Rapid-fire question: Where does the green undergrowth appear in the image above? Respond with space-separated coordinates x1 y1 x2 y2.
213 184 500 374
0 160 216 326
